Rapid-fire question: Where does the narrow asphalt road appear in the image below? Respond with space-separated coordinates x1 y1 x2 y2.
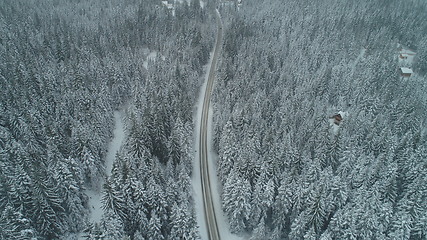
199 9 223 240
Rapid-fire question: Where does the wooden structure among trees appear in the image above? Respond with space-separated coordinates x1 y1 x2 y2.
331 114 343 125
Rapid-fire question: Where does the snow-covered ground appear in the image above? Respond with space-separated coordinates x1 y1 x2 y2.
398 46 416 65
350 48 366 76
142 49 158 70
85 189 103 224
142 48 165 70
329 110 348 135
105 111 125 177
192 52 243 240
78 111 125 239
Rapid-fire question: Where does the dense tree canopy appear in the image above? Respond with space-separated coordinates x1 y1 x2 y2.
1 0 214 238
214 0 427 239
2 0 426 239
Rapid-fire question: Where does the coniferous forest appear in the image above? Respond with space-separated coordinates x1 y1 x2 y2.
1 0 427 239
1 0 212 239
214 0 427 239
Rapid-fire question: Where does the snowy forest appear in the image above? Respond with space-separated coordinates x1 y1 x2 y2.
1 0 427 239
213 0 427 239
1 0 213 239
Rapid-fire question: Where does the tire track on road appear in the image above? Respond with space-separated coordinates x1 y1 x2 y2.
199 9 223 240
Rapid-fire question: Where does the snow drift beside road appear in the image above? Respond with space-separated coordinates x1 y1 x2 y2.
192 51 243 240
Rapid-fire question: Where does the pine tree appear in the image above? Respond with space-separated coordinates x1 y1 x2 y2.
414 36 427 75
30 174 66 239
52 158 85 232
102 179 127 222
101 210 125 240
223 168 252 233
218 121 238 185
83 223 104 240
250 217 267 240
147 211 164 240
0 205 37 240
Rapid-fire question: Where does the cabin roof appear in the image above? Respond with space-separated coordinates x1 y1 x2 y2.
400 67 413 74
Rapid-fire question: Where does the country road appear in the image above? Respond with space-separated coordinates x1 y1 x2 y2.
199 9 223 240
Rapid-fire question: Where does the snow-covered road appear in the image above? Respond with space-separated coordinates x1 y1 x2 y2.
192 9 243 240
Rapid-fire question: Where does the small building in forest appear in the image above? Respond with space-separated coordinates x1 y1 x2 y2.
331 114 343 125
399 53 409 59
161 0 174 10
400 67 413 77
398 46 416 64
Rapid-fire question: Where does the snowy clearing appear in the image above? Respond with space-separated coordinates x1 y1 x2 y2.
142 50 158 70
105 111 125 177
398 45 416 65
79 111 125 239
142 48 165 70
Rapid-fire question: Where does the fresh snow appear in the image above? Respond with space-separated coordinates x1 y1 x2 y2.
192 52 243 240
142 50 158 70
85 189 103 224
400 67 413 74
350 48 366 76
398 46 416 65
142 48 166 70
105 111 125 177
78 111 125 239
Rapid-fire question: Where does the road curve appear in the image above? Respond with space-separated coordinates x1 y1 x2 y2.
199 9 223 240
